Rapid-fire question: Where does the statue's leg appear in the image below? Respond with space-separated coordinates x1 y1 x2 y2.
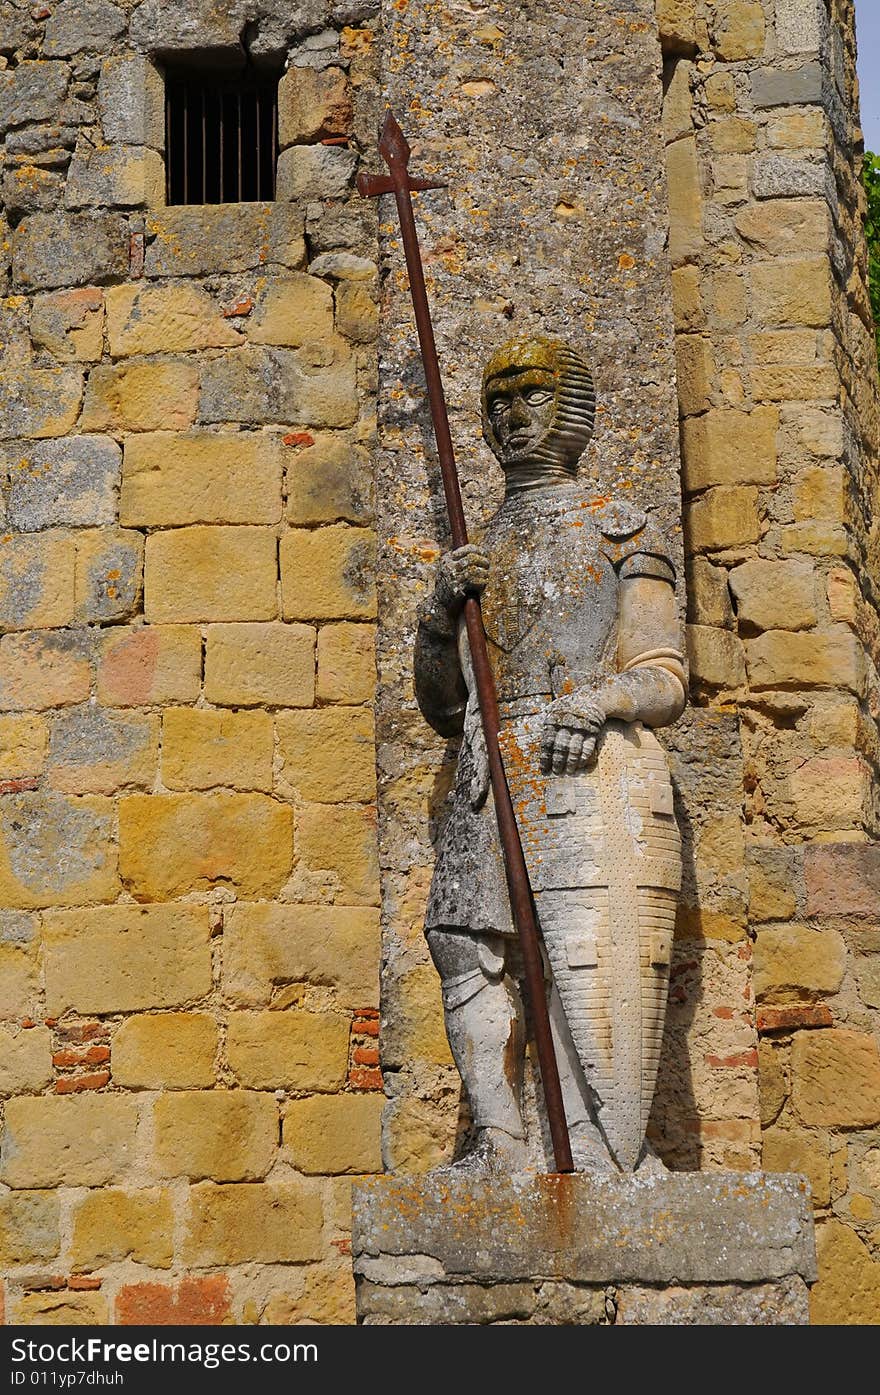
546 971 618 1174
427 927 527 1161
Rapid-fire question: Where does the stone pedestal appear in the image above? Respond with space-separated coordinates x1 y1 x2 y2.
352 1172 817 1325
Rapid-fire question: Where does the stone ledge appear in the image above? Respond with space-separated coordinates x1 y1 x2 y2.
353 1171 817 1292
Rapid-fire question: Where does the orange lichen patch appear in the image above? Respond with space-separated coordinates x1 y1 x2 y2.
617 252 636 270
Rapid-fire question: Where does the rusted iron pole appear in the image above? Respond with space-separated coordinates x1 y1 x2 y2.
359 109 573 1174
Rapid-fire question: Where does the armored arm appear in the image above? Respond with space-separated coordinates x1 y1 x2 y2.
541 568 686 775
414 545 489 738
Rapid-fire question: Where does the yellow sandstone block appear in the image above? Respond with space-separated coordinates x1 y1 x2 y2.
112 1012 218 1089
296 802 379 904
0 792 118 909
727 559 816 631
119 792 293 899
0 531 76 630
283 1094 384 1174
43 904 213 1015
762 1128 830 1208
745 626 864 693
204 622 315 707
277 706 376 802
223 902 380 1009
183 1181 324 1265
227 1009 350 1090
70 1188 174 1270
121 431 283 526
681 407 777 490
792 1030 880 1128
753 924 846 1002
0 714 47 779
317 622 376 703
97 624 202 706
161 707 274 791
153 1090 278 1182
0 942 39 1021
712 0 765 59
280 525 377 621
0 1190 60 1265
249 274 334 346
666 136 703 266
144 526 278 623
1 1095 139 1188
106 282 242 356
750 258 832 328
0 622 90 709
81 359 199 433
335 281 378 344
811 1221 880 1325
686 486 760 550
0 1024 52 1095
13 1292 108 1325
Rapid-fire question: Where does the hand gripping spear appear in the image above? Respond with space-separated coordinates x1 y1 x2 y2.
358 110 574 1174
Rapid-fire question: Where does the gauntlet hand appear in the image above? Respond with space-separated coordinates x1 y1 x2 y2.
540 692 606 775
435 545 490 615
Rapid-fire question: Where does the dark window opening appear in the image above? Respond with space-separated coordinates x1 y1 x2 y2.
165 66 279 205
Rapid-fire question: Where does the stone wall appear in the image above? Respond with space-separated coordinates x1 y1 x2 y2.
657 0 880 1323
0 0 385 1325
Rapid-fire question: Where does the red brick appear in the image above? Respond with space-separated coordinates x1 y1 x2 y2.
54 1071 110 1093
116 1276 231 1326
56 1023 105 1043
805 843 880 916
352 1046 379 1066
68 1277 102 1291
705 1049 759 1069
757 1004 833 1034
348 1067 382 1090
52 1046 110 1067
0 777 39 794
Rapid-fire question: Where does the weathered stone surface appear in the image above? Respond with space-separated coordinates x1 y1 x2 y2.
43 905 212 1015
0 531 75 631
686 557 734 627
763 1127 830 1209
183 1182 324 1265
792 1030 880 1128
43 0 125 54
728 559 816 632
750 258 831 328
5 436 121 530
296 802 380 904
65 145 164 210
71 1188 174 1271
666 136 703 265
745 627 864 693
0 1189 60 1265
0 364 82 440
199 346 358 429
278 64 352 145
811 1220 880 1325
0 714 47 780
119 792 293 899
13 212 129 291
106 283 241 356
204 621 315 707
30 287 104 363
12 1293 109 1325
74 527 143 624
161 707 273 792
284 1094 384 1174
0 62 68 133
0 791 117 909
97 624 201 707
353 1173 816 1287
805 843 880 916
277 707 376 801
249 274 334 347
317 622 376 703
280 525 377 620
686 624 746 689
753 924 846 1002
227 1010 350 1090
0 630 91 711
144 526 277 623
276 145 357 201
112 1013 218 1090
0 1024 51 1096
687 486 760 551
47 705 157 795
681 407 778 490
98 55 165 148
121 431 282 526
734 199 828 257
82 360 199 433
223 902 380 1009
751 155 827 200
1 1095 138 1188
153 1091 277 1182
710 0 765 59
145 204 306 277
335 281 379 344
751 62 823 108
615 1277 809 1325
286 435 374 525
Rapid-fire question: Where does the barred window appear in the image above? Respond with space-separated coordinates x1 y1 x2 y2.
164 66 279 205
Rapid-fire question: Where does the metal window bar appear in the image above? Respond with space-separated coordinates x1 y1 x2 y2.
165 68 279 206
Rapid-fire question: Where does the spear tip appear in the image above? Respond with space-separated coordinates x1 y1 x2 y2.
378 107 411 169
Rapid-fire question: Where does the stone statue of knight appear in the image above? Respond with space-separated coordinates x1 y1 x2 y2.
414 336 687 1174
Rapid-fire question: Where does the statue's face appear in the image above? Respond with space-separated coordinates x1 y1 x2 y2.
484 367 557 465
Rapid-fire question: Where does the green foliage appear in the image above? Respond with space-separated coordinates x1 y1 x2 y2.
863 151 880 361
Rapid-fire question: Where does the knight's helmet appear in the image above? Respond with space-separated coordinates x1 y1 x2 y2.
481 335 596 473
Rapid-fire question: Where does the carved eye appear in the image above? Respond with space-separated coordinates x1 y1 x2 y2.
489 398 510 418
524 389 553 405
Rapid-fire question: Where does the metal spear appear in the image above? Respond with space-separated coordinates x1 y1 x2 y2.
359 109 574 1174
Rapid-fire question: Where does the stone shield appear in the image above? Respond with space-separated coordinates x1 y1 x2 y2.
501 717 681 1171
